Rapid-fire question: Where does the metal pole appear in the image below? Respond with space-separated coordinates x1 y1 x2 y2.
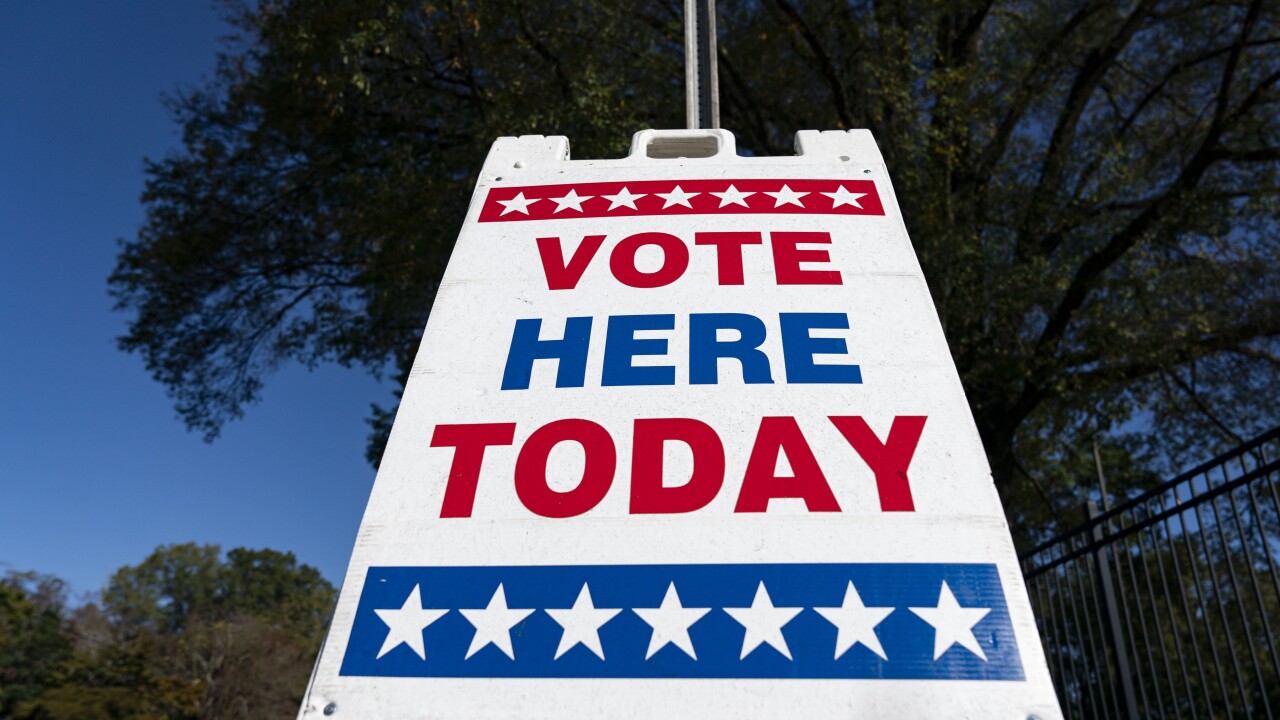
684 0 719 129
1089 500 1142 720
1092 435 1111 512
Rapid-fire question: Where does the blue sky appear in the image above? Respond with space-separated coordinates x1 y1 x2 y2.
0 2 389 597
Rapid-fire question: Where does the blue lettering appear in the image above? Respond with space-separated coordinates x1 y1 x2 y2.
602 314 676 386
501 317 593 390
689 313 774 385
779 313 862 384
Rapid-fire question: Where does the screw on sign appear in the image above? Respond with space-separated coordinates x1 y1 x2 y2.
297 129 1063 719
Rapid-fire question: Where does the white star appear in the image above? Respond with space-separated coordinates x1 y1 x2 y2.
602 186 646 210
764 184 809 208
656 185 700 209
549 188 591 213
545 583 621 660
497 191 539 215
909 581 991 661
373 584 447 660
459 584 534 660
821 185 867 209
712 184 755 208
633 582 710 660
814 581 895 661
723 582 803 660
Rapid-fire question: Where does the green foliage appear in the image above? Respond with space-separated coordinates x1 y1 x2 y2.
104 544 223 636
0 573 73 717
220 548 335 643
103 543 333 643
2 545 335 720
110 0 1280 540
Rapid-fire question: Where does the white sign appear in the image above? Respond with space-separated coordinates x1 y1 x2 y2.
299 129 1062 719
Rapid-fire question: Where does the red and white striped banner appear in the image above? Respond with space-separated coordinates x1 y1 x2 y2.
478 179 883 223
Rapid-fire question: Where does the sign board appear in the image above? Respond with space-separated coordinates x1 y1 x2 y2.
299 129 1062 718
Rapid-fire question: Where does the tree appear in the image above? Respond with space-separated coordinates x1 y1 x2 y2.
0 573 73 717
103 543 223 637
100 544 334 719
7 545 336 720
110 0 1280 538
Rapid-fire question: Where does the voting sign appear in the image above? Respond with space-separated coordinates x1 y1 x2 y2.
298 129 1062 718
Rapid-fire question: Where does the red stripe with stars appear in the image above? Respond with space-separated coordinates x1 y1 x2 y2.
477 179 883 223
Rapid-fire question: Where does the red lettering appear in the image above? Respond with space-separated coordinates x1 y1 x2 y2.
434 416 922 518
630 418 725 514
734 416 840 512
515 419 617 518
694 231 763 285
829 416 926 511
536 235 606 290
431 423 517 518
772 231 842 285
610 232 690 288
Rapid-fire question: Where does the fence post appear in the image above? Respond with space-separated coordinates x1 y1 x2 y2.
1088 500 1141 719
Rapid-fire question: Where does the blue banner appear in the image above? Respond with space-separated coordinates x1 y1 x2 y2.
340 563 1023 681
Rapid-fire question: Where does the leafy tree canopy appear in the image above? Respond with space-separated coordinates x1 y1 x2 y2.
110 0 1280 538
3 545 335 720
0 573 73 717
104 543 335 643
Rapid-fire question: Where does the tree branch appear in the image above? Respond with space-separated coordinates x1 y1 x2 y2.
969 0 1108 189
1015 0 1153 262
1160 369 1245 445
769 0 855 128
1022 2 1269 414
1059 304 1280 390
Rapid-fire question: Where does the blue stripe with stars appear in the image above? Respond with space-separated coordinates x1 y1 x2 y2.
339 563 1024 680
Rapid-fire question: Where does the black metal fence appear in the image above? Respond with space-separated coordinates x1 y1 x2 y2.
1020 427 1280 719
